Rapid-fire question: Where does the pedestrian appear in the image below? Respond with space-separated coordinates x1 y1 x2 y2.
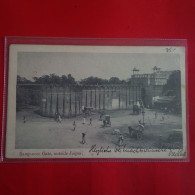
118 134 124 146
82 132 86 144
73 121 76 131
55 112 58 121
83 117 86 125
161 115 165 121
58 114 62 123
23 116 26 123
103 119 106 128
89 117 92 126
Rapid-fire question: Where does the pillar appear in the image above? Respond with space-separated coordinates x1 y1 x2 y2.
126 86 128 109
103 86 105 110
49 86 53 117
90 87 92 107
56 90 59 114
69 85 72 116
129 85 131 105
99 87 101 110
75 87 77 116
118 86 121 109
45 86 48 116
63 86 65 117
85 87 88 107
95 86 97 109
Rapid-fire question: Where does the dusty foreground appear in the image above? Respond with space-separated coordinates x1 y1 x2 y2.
15 108 183 149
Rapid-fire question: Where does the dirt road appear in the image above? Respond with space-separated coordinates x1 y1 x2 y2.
15 108 182 149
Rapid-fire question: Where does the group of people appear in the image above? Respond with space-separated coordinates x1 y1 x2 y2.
54 112 94 144
23 111 124 146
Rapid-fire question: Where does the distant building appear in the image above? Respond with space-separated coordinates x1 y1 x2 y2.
131 68 174 107
131 73 151 87
150 71 173 86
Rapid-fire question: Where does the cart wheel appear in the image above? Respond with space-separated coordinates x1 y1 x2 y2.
137 132 143 140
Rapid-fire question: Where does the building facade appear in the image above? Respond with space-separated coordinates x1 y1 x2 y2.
131 69 173 107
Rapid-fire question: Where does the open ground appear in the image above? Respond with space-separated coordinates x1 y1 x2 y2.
15 107 182 149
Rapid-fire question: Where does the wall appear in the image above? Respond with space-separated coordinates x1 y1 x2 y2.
40 85 142 117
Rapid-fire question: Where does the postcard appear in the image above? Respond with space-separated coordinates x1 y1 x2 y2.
5 44 187 159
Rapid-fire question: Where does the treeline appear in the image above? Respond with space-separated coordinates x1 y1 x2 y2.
16 74 130 109
162 70 181 113
17 74 131 85
163 70 181 97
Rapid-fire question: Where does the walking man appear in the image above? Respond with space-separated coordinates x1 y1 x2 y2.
118 134 124 146
89 117 92 126
82 132 86 144
73 121 76 131
83 117 86 125
58 114 62 123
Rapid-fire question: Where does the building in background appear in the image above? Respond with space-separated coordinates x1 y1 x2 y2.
131 66 173 107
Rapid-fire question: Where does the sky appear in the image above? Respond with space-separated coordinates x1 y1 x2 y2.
17 52 180 81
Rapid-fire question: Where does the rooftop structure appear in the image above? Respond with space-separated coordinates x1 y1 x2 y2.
131 66 173 86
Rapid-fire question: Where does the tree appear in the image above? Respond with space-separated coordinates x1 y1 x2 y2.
41 75 50 84
126 78 131 84
163 70 181 111
109 77 121 84
17 75 32 84
33 74 61 86
17 76 41 109
80 76 106 85
60 75 68 86
49 74 61 86
163 71 181 96
67 74 76 85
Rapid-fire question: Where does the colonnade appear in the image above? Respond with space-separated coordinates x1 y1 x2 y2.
40 85 142 117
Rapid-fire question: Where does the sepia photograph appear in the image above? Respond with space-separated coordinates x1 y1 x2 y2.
5 44 187 159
